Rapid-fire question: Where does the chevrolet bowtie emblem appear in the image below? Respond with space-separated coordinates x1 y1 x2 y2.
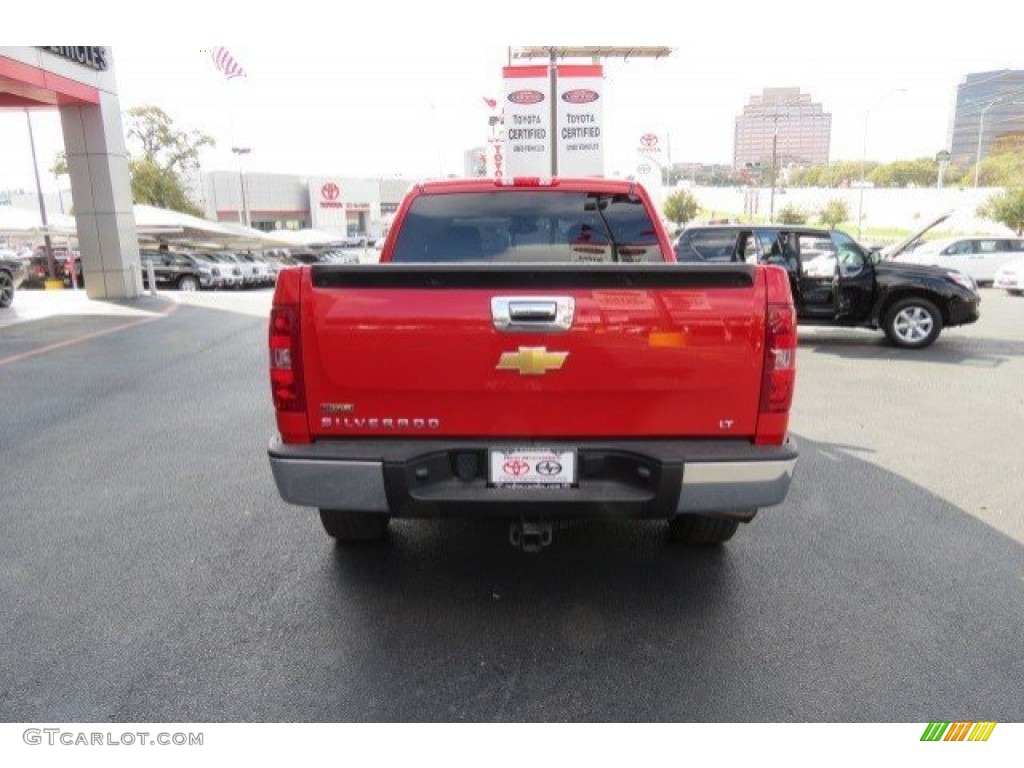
497 347 569 376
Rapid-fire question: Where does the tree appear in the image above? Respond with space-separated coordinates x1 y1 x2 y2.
978 187 1024 235
662 189 699 227
124 106 214 216
867 158 937 188
789 161 872 188
776 203 808 224
130 158 202 214
971 134 1024 188
818 198 849 229
50 151 68 177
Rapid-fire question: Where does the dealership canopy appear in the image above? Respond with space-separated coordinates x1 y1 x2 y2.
132 205 291 250
0 206 77 236
260 228 349 247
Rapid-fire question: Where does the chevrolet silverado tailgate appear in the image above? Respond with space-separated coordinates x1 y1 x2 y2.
301 264 767 439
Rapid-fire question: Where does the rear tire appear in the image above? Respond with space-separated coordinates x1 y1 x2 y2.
178 275 200 292
882 297 943 349
668 515 740 545
319 509 390 542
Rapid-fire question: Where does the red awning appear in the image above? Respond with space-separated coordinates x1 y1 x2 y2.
0 55 100 108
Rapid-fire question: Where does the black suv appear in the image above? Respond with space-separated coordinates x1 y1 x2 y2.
139 249 205 291
0 253 27 307
674 225 980 349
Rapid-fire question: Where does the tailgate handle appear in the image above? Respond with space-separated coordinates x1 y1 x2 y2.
492 297 575 333
510 301 557 321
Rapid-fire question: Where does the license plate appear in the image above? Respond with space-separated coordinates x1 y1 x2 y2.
489 448 576 487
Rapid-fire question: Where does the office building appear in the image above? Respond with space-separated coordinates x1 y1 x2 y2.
734 87 831 169
948 70 1024 163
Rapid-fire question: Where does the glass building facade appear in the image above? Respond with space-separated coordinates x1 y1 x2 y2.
949 70 1024 163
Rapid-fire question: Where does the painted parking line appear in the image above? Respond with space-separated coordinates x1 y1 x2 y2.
0 302 178 368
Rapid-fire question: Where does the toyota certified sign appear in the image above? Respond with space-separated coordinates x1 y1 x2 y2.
562 89 599 104
508 89 545 105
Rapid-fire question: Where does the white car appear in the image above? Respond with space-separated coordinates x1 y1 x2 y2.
895 236 1024 284
993 259 1024 296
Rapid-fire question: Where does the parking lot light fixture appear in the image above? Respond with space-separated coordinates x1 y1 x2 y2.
858 89 906 240
232 147 252 228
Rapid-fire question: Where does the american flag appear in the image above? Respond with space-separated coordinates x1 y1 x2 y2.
211 47 245 80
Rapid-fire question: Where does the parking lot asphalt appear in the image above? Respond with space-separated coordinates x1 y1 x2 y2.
0 287 1021 722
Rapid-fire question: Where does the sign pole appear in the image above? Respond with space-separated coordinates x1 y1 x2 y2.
25 109 56 280
549 48 558 177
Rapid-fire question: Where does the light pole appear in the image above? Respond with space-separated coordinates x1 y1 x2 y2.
973 100 998 189
25 109 56 280
857 89 906 240
231 146 251 228
762 95 802 223
769 114 783 223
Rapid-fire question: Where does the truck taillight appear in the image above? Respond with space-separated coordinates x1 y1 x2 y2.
760 302 797 414
270 306 305 412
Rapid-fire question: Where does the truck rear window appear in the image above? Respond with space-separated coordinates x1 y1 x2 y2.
390 191 662 264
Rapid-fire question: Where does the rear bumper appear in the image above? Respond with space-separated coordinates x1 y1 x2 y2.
268 437 798 520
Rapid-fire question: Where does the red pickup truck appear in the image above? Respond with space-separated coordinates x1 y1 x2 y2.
268 178 798 550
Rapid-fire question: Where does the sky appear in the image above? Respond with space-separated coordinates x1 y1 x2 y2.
2 2 1022 195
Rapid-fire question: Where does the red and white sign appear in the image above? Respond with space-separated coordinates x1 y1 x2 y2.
638 132 665 160
308 177 381 234
556 65 603 177
487 137 505 180
320 182 343 209
502 65 551 177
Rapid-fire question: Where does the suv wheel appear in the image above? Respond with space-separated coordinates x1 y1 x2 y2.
319 509 390 543
883 297 943 349
0 270 14 308
177 275 200 292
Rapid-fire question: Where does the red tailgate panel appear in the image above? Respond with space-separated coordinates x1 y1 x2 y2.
302 279 767 439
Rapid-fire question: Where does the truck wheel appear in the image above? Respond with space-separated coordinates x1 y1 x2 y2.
319 509 390 542
667 515 740 545
883 297 943 349
177 275 200 292
0 270 14 308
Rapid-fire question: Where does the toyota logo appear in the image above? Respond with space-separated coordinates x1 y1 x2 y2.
562 89 599 104
508 89 545 105
503 460 531 476
640 133 659 148
535 461 562 476
321 182 340 201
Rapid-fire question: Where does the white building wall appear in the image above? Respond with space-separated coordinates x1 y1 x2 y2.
679 185 1013 237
